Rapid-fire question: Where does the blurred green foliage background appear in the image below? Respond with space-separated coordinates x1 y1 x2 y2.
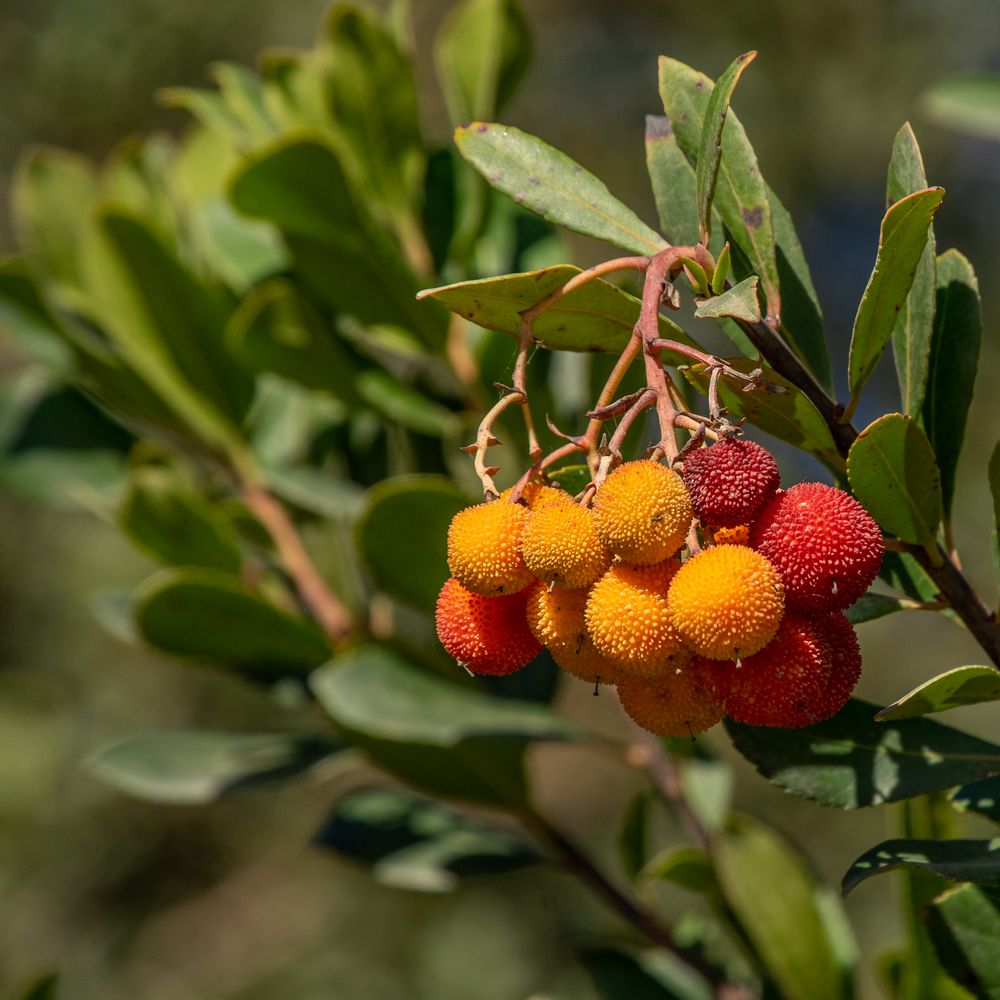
1 1 999 997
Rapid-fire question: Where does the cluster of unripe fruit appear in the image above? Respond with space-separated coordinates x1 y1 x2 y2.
435 438 884 736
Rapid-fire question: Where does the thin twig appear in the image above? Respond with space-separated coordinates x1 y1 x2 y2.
464 390 525 498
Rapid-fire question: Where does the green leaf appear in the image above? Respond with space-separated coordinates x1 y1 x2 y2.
420 265 701 358
845 592 931 625
356 475 468 613
13 974 59 1000
319 5 424 211
226 279 363 401
159 87 249 145
847 413 943 547
843 839 1000 895
684 358 843 472
546 463 590 495
926 883 1000 999
229 136 445 349
992 442 1000 590
680 756 733 833
310 644 585 805
644 115 700 247
0 258 73 369
714 814 844 1000
580 947 713 1000
356 370 458 437
135 567 331 673
313 786 542 892
120 465 242 571
641 846 718 896
454 122 666 255
211 61 278 142
847 188 945 408
876 666 1000 721
921 249 982 516
951 778 1000 826
619 791 651 881
81 208 252 452
86 730 343 805
695 51 757 245
435 0 531 124
694 276 761 323
887 124 936 416
657 57 778 315
920 72 1000 141
13 147 98 299
711 243 731 296
726 697 1000 808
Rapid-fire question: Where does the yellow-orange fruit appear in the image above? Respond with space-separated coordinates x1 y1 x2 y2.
526 584 621 685
585 561 691 677
667 545 784 660
709 524 750 547
500 482 571 509
447 499 534 596
521 502 610 590
616 668 724 737
435 578 540 675
592 461 693 565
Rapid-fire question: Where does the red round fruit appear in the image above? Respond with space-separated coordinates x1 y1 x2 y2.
682 438 780 528
749 482 883 612
808 611 862 721
435 578 540 676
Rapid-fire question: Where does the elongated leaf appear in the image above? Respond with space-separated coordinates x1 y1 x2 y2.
420 265 701 358
876 666 1000 721
229 136 445 348
226 279 364 401
435 0 531 123
694 276 761 323
684 358 843 472
715 814 844 1000
991 442 1000 588
645 115 700 247
619 792 652 881
455 122 666 255
87 730 343 804
120 465 242 571
310 645 585 805
580 947 713 1000
845 592 928 624
212 62 277 141
847 188 944 406
0 259 72 369
313 786 542 892
921 249 982 515
135 567 331 672
951 778 1000 826
843 839 1000 895
726 697 1000 808
696 51 757 245
81 208 251 452
159 87 250 144
847 413 942 546
642 846 718 896
926 884 1000 999
657 57 778 315
920 72 1000 140
888 124 937 416
356 475 468 613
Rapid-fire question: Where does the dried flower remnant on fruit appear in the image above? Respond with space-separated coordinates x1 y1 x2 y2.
586 560 691 677
526 583 621 685
435 578 540 675
447 499 534 596
667 545 784 660
682 438 780 527
617 668 724 737
593 461 693 566
521 502 610 590
500 482 571 509
750 482 884 612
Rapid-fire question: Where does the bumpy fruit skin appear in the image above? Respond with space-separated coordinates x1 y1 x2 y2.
709 615 832 728
526 584 621 685
809 611 862 720
435 578 540 675
447 499 534 596
617 668 724 737
521 502 610 590
500 482 570 509
682 438 780 527
585 560 691 677
750 482 884 612
709 524 750 547
592 461 693 565
667 545 784 660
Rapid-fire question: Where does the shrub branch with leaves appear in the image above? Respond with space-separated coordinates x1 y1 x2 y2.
3 3 1000 998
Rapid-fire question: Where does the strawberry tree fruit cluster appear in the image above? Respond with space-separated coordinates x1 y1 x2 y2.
436 436 884 736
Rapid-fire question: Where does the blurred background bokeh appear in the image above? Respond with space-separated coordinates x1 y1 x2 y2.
2 1 999 997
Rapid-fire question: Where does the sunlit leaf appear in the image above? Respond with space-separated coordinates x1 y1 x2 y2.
876 666 1000 721
926 883 1000 999
644 115 700 247
694 276 761 323
843 839 1000 895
